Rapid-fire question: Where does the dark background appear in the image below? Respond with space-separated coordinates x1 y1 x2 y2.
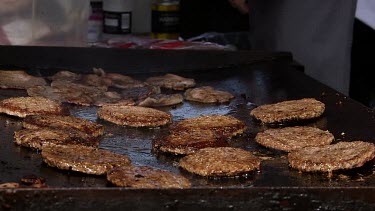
180 0 249 39
350 19 375 109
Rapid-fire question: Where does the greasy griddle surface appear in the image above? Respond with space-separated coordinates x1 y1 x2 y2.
2 62 375 188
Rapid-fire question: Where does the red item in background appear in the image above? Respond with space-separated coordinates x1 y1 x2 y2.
150 41 186 49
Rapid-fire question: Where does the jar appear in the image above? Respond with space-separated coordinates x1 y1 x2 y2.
103 0 133 34
151 0 180 39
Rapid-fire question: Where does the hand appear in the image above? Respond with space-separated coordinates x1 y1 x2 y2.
228 0 249 14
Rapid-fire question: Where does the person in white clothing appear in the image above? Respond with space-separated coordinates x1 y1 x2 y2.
350 0 375 107
229 0 357 95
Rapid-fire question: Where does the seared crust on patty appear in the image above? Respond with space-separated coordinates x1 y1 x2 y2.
14 128 100 150
250 98 325 124
97 105 172 127
152 130 229 155
107 166 191 188
23 115 104 137
0 96 67 118
185 86 234 103
255 126 334 152
42 144 131 175
170 115 246 137
145 73 196 90
288 141 375 172
179 147 261 177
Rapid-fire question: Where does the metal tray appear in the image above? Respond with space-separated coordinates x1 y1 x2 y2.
1 46 375 210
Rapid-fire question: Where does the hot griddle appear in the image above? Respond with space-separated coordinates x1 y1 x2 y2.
1 46 375 210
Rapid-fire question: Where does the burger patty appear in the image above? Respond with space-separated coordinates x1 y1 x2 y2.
184 86 234 103
250 98 325 124
42 144 131 175
179 147 261 177
0 96 67 118
255 126 334 152
14 128 100 150
152 130 229 155
97 105 172 127
138 94 183 107
80 74 112 89
121 85 161 102
0 70 47 89
105 73 145 89
288 141 375 172
23 115 104 137
48 70 82 82
145 73 196 90
28 81 126 106
50 80 108 106
107 166 191 188
170 115 246 137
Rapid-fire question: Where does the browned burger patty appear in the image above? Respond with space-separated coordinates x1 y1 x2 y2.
92 91 127 107
170 115 246 137
185 86 234 103
80 74 112 89
14 128 100 150
0 70 47 89
105 73 145 89
152 130 229 155
255 126 334 152
50 80 107 106
288 141 375 172
179 147 261 177
145 73 196 90
29 81 125 106
138 94 183 107
121 85 161 102
0 96 67 118
27 86 63 102
107 166 191 188
250 98 325 124
42 144 131 175
48 70 82 82
97 105 172 127
23 115 104 137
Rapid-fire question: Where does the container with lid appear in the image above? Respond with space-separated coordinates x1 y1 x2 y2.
103 0 134 34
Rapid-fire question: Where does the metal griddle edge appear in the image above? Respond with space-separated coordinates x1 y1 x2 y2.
0 46 375 210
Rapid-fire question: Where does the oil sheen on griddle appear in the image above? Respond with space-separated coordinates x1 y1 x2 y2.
152 0 180 39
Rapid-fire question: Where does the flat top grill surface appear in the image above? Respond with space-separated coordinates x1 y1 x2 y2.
1 60 375 189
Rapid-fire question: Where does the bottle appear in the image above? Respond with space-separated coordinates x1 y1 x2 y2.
151 0 180 40
103 0 133 35
87 0 103 43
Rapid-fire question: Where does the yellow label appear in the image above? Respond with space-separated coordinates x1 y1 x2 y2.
152 4 179 12
152 33 179 40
